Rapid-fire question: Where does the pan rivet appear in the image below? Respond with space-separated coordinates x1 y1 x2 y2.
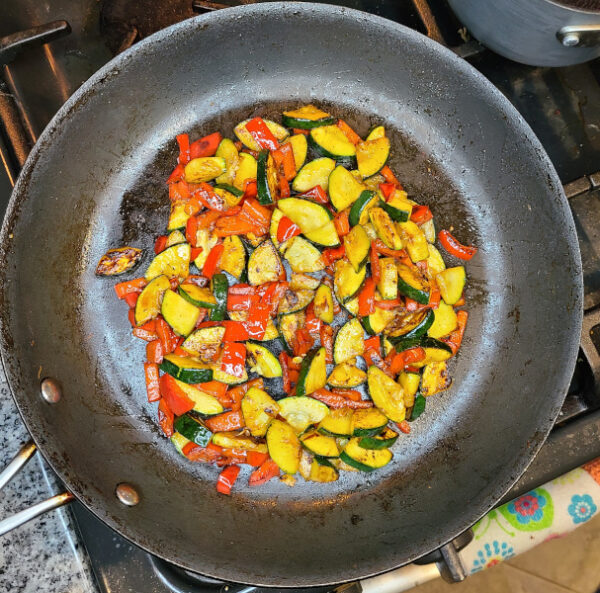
40 378 62 403
116 483 140 506
561 33 580 47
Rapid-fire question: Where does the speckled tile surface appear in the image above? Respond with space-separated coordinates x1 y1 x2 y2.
0 369 98 593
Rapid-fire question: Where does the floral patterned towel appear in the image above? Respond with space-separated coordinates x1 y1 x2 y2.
461 457 600 574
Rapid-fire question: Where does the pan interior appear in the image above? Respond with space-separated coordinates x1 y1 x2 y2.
0 3 581 587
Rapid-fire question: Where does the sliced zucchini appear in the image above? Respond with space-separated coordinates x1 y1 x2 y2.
351 407 388 437
397 220 429 262
300 431 339 457
193 229 218 271
174 415 213 446
182 326 225 361
362 173 385 191
379 190 413 222
296 347 327 396
369 207 403 250
215 138 239 185
241 386 280 437
349 190 378 227
282 105 335 129
421 361 452 397
397 264 430 304
399 371 421 402
256 149 278 205
145 243 190 281
367 366 406 422
247 241 283 286
307 457 339 482
313 284 334 324
212 432 268 453
318 408 354 437
436 266 466 305
328 360 367 388
278 288 315 315
216 186 244 211
289 273 320 291
377 257 398 300
385 309 434 339
356 137 390 178
278 310 305 354
269 208 287 251
426 244 446 279
366 125 386 141
168 200 191 231
359 426 398 450
328 165 365 212
421 217 436 244
215 183 244 198
283 134 308 170
408 392 426 421
303 220 341 247
344 225 370 272
309 125 357 167
334 318 365 364
390 336 453 356
283 236 325 273
212 362 249 385
246 342 283 378
278 396 329 432
344 296 359 316
428 301 458 339
209 273 228 322
362 305 396 335
234 118 289 151
291 157 336 193
267 419 301 474
334 259 366 303
219 235 246 280
174 379 224 414
178 284 216 308
362 222 378 241
278 197 333 234
184 157 226 183
233 152 258 191
340 438 392 472
160 354 213 384
161 289 200 336
171 432 191 455
165 229 186 247
134 274 170 325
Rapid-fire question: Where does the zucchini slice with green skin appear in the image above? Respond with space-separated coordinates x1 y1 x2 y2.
408 392 427 421
283 134 308 170
241 386 280 437
333 318 365 364
384 309 432 338
426 244 446 278
176 379 224 414
313 284 334 324
334 259 366 303
359 426 399 450
278 288 315 315
402 309 435 339
184 157 226 183
134 275 170 325
209 273 228 321
428 301 458 339
193 229 218 271
233 152 258 191
246 342 283 378
278 310 305 354
343 296 359 316
171 432 191 455
215 138 239 185
436 266 466 305
160 354 213 384
278 197 333 234
390 335 453 355
356 137 390 178
212 432 268 453
291 158 336 193
340 438 392 472
367 366 406 422
307 457 339 482
296 347 327 396
247 241 283 286
351 407 389 437
161 289 200 336
362 305 396 335
344 224 371 272
174 415 213 446
165 229 186 247
145 243 190 281
399 371 421 402
278 396 329 432
234 118 289 151
397 264 430 304
168 201 191 231
178 284 217 309
349 190 378 227
318 408 354 437
290 273 321 291
303 220 341 247
212 364 249 385
214 183 244 197
283 236 325 273
328 165 365 212
377 257 398 300
309 125 357 167
267 419 301 474
269 208 287 251
219 235 246 280
379 190 413 222
282 105 335 129
256 149 278 205
327 360 367 388
369 207 403 250
421 361 452 397
420 217 436 244
182 326 225 361
366 125 386 141
300 431 339 457
397 220 429 262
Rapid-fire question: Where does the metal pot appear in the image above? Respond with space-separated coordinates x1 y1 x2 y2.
448 0 600 66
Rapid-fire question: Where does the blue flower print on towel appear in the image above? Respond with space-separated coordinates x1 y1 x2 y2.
568 494 597 524
471 541 515 574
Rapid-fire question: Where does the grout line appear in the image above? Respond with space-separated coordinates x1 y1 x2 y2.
504 563 579 593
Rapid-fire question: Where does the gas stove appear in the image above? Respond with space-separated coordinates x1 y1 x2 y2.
1 1 600 592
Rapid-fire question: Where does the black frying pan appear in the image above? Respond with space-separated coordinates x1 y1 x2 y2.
0 3 582 587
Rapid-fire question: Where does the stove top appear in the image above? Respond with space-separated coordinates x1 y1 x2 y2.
1 1 600 592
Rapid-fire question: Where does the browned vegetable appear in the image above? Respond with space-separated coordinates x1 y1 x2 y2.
96 246 142 276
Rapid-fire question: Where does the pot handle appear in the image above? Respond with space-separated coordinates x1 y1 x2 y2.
0 440 74 536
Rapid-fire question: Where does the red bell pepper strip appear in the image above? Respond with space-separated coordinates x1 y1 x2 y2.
124 291 139 308
310 389 373 409
241 198 271 232
215 215 255 237
195 380 230 407
169 180 191 202
387 347 426 375
196 320 249 341
428 286 441 309
374 298 403 310
144 363 161 402
305 304 321 334
379 182 396 200
244 117 280 150
216 465 241 495
330 388 363 401
167 163 185 184
183 442 222 463
277 216 301 243
193 182 226 211
196 209 221 230
227 284 255 311
322 245 346 266
299 185 329 204
442 310 468 354
245 304 270 341
185 215 199 246
380 165 401 187
176 133 190 164
189 132 222 159
373 239 407 258
202 243 224 278
364 335 381 354
336 119 361 145
157 398 174 437
220 343 246 378
132 327 158 342
397 420 411 434
279 352 291 392
204 410 245 432
248 459 280 486
226 378 264 412
293 328 314 357
273 142 296 181
369 242 381 285
246 451 269 467
438 230 478 260
155 318 177 354
243 179 257 199
146 339 164 364
217 450 248 467
333 210 350 237
128 308 136 327
411 205 433 225
114 277 147 299
292 128 309 136
173 345 191 357
278 173 290 199
358 277 376 317
363 347 387 372
154 235 168 254
319 324 334 364
159 374 194 416
190 247 203 261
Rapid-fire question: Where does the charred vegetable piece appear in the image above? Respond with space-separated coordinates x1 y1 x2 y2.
309 125 357 167
184 157 226 183
161 289 200 336
328 165 365 212
367 366 406 422
256 149 278 204
340 438 392 472
351 407 388 437
327 360 367 388
313 284 334 323
278 288 314 315
282 105 335 129
307 457 339 482
212 432 268 453
182 326 225 362
291 158 336 193
377 257 398 300
96 246 142 276
397 220 429 262
349 190 378 227
296 347 327 396
278 396 329 432
178 284 217 309
209 273 228 321
246 342 283 378
300 431 339 457
362 305 396 335
278 310 305 354
283 237 325 273
267 419 302 474
369 207 403 250
160 354 213 384
241 386 280 437
359 426 399 450
333 318 365 364
247 241 283 286
318 408 354 437
397 264 430 304
145 243 190 281
134 274 170 325
219 235 246 280
290 273 320 291
421 361 452 396
385 309 433 338
334 259 366 303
